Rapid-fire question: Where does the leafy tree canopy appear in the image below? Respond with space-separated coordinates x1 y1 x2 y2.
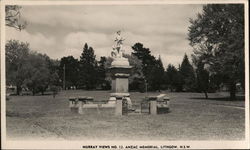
188 4 244 99
59 56 79 88
6 40 60 95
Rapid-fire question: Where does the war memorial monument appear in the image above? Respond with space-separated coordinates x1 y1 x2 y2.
69 31 170 115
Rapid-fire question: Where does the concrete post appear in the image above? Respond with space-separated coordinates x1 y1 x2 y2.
150 101 157 115
149 96 157 115
69 100 73 108
115 96 123 116
69 97 78 113
78 100 83 114
78 96 86 114
163 97 170 108
122 97 128 115
69 97 76 108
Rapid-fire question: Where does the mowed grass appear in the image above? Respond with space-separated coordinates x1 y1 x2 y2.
6 90 245 140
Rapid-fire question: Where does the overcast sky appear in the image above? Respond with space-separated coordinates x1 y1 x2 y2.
6 4 203 67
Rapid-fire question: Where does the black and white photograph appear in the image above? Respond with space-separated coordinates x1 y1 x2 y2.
1 0 249 149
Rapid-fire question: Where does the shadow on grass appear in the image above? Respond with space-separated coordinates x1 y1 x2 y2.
189 95 245 101
6 110 45 118
9 93 54 96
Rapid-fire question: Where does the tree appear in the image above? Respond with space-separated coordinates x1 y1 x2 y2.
165 64 182 92
79 43 98 89
132 43 156 77
48 71 61 98
5 5 27 30
192 55 210 98
132 43 163 91
6 40 30 95
23 52 51 95
148 56 165 91
50 72 60 87
124 54 144 92
6 40 60 95
179 54 196 92
96 56 109 89
97 57 106 84
59 56 79 89
188 4 244 99
22 53 60 95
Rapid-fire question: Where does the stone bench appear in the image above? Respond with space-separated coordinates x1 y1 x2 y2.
69 96 94 113
69 96 116 114
86 97 94 103
78 96 87 103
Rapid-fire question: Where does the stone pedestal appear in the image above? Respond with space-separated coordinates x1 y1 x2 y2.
78 100 83 114
69 97 78 113
150 100 157 115
108 57 132 109
115 96 123 116
149 96 157 115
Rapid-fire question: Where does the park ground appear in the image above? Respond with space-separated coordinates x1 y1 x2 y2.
6 90 245 140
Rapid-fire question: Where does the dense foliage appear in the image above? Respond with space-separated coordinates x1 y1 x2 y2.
6 39 233 96
6 40 60 95
132 43 165 91
179 54 196 92
188 4 244 99
59 56 79 89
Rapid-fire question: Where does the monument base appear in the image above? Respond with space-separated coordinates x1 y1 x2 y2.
109 57 134 112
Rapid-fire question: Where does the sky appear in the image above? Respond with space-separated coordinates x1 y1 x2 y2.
6 4 203 68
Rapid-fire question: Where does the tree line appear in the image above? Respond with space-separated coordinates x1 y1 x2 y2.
59 42 206 94
5 40 197 95
6 39 243 100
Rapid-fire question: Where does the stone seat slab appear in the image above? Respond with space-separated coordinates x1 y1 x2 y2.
69 97 77 101
110 93 130 97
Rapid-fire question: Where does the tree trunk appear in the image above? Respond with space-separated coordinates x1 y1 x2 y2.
16 85 21 95
170 86 173 92
204 90 208 99
32 89 35 96
230 83 236 100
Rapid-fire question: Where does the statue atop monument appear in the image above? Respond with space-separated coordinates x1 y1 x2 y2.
111 31 125 58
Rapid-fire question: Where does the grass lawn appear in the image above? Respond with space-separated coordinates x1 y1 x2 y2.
6 90 245 140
